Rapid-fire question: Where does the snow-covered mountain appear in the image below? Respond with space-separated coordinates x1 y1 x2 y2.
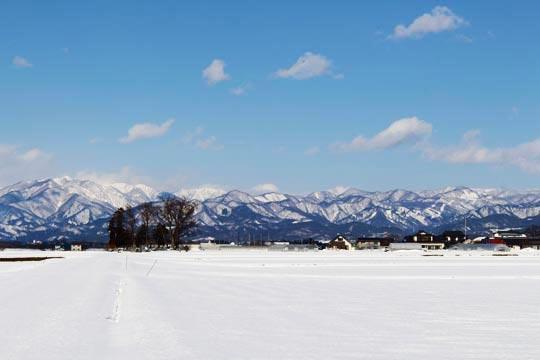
176 186 226 202
1 178 540 243
0 177 158 242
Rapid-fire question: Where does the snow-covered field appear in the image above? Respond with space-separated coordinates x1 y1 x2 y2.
2 249 540 360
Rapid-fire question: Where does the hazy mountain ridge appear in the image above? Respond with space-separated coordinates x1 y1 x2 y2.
1 178 540 242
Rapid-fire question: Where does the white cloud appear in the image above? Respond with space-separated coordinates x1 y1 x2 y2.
304 146 320 156
275 52 333 80
12 56 33 68
390 6 467 39
202 59 231 85
252 183 279 194
0 145 54 186
334 117 432 152
119 118 175 144
422 131 540 173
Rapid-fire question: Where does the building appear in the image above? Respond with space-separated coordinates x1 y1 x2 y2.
490 230 540 250
70 244 83 251
436 230 466 243
451 243 511 252
286 244 318 252
401 230 444 250
493 231 527 239
405 230 435 243
390 242 444 251
327 235 353 250
356 237 395 250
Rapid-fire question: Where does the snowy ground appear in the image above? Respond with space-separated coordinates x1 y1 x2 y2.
1 249 540 360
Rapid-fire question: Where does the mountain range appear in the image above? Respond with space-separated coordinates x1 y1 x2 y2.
1 177 540 243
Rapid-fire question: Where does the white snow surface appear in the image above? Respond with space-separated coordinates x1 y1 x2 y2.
1 249 540 360
176 186 227 201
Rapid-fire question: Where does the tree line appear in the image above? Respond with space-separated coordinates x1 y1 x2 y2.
107 197 198 250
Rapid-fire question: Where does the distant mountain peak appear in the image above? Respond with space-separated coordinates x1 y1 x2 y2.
176 186 227 201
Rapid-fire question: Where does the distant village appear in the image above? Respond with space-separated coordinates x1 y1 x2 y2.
185 226 540 253
10 225 540 253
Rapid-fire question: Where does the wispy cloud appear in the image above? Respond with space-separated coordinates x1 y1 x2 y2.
252 183 279 194
183 127 223 151
119 118 175 144
455 34 473 43
89 137 103 145
12 56 33 68
389 6 467 40
275 52 336 80
18 148 49 162
304 146 320 156
76 167 193 192
75 166 153 186
230 83 252 96
0 144 53 186
196 136 223 150
202 59 231 85
422 131 540 174
182 126 204 144
333 117 432 152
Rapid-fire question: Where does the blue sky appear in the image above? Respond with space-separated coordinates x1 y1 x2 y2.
1 0 539 193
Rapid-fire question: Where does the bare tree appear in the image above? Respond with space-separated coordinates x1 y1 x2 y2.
162 199 176 248
140 202 157 247
161 197 198 248
108 207 126 249
125 205 137 249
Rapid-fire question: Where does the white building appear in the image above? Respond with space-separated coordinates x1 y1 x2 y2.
390 243 444 251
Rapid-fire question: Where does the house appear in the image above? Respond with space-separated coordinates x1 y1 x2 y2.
436 230 466 243
405 230 435 243
435 230 467 248
491 230 540 250
356 237 395 250
327 235 353 250
401 230 444 250
70 244 83 251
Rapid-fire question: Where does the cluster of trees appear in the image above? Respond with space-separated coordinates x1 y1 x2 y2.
108 197 198 250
